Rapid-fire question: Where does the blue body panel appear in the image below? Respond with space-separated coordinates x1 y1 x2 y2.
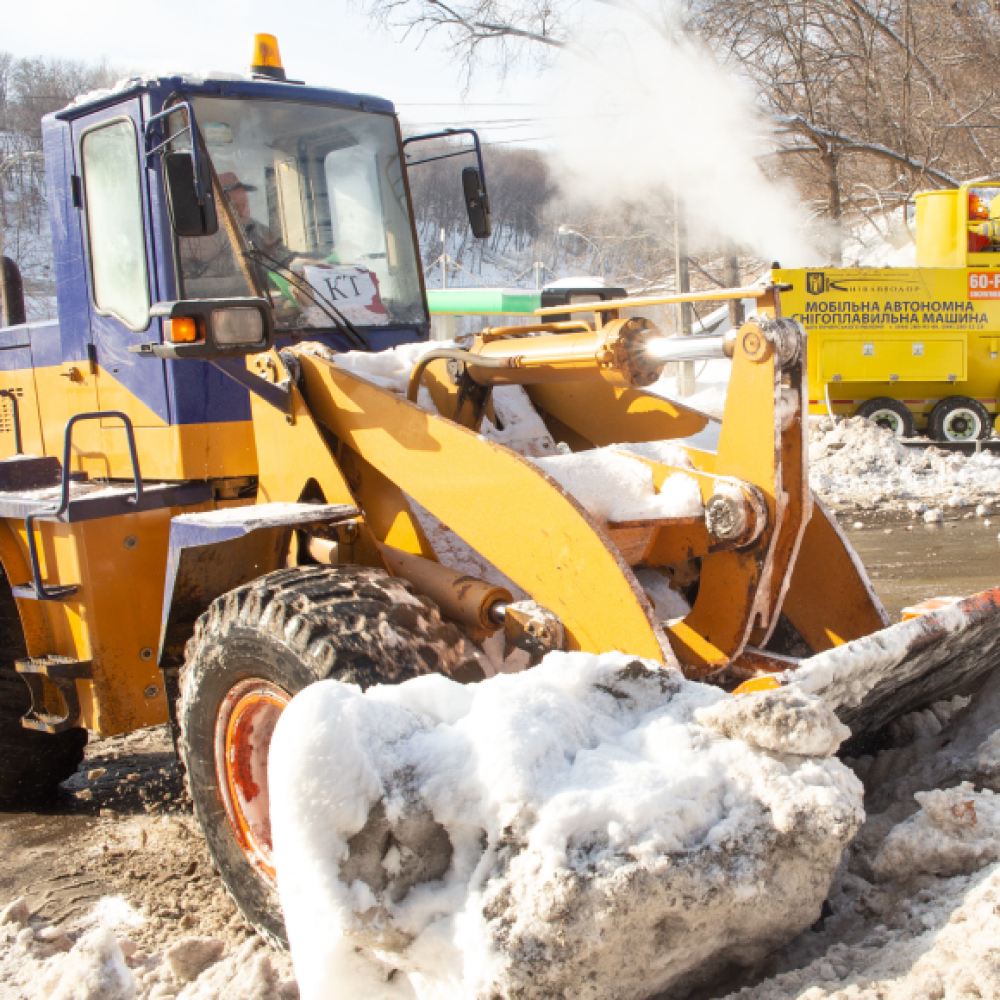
25 75 427 431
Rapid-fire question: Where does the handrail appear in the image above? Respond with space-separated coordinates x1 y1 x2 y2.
18 411 142 601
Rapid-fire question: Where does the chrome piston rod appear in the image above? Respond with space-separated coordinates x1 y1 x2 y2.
649 331 735 363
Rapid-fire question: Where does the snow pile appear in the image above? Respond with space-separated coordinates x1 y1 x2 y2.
35 926 136 1000
872 782 1000 880
841 207 917 268
720 671 1000 1000
532 447 704 522
269 652 864 1000
322 341 445 411
633 566 692 620
810 415 1000 503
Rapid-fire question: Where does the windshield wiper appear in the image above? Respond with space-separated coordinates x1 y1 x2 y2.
243 248 371 352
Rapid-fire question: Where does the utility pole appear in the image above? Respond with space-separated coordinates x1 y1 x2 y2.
674 193 695 397
435 227 455 342
725 249 744 330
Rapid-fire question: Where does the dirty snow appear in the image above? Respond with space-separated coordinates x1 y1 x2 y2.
809 416 1000 507
0 725 299 1000
269 652 862 1000
720 669 1000 1000
531 448 704 522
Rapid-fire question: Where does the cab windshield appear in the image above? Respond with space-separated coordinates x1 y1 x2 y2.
171 96 426 332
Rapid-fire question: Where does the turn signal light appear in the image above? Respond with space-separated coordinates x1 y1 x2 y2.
167 317 199 343
250 34 286 81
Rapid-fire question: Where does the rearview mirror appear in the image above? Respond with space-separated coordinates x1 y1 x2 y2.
164 151 218 238
463 167 491 240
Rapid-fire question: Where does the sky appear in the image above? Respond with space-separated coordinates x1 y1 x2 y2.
4 0 558 146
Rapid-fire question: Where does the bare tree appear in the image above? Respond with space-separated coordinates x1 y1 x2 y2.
369 0 1000 264
1 52 121 318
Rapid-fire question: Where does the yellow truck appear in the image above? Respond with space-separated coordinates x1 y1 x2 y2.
776 180 1000 441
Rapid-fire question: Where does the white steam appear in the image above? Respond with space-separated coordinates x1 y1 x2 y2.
550 4 820 266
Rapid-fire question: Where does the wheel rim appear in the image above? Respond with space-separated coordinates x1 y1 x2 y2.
214 679 290 885
942 408 981 441
868 409 904 436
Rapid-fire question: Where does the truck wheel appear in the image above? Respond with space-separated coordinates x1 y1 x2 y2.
928 397 992 442
856 398 914 438
0 570 87 805
177 564 474 947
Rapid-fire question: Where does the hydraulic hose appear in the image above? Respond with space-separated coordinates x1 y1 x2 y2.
406 349 516 402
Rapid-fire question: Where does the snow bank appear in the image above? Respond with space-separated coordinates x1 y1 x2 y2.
872 782 1000 880
269 652 863 1000
810 416 1000 503
531 448 703 522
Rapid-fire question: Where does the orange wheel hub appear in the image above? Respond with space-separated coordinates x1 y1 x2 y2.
214 679 290 884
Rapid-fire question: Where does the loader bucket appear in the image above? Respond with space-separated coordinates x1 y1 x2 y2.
784 585 1000 750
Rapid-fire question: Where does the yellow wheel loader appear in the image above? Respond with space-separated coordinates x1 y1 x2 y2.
0 34 998 948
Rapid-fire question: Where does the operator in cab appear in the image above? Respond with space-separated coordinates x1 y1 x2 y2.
218 172 289 264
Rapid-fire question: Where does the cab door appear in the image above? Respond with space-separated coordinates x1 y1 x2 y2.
71 98 170 479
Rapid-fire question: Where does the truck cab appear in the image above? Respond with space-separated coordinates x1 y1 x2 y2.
1 64 434 482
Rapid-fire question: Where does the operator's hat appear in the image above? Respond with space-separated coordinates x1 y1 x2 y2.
219 171 257 193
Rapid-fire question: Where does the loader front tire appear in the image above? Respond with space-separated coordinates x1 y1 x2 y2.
0 568 87 807
177 564 474 948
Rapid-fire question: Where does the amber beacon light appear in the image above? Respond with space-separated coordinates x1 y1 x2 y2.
250 34 286 81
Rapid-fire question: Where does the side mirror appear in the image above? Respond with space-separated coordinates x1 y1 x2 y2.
164 151 218 238
463 166 491 240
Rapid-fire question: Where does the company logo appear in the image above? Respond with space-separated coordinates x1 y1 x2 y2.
806 272 827 295
804 271 922 296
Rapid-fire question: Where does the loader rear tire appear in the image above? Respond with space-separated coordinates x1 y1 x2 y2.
177 564 475 948
0 569 87 806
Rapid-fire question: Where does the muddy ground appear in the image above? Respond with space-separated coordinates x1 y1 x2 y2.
0 727 297 998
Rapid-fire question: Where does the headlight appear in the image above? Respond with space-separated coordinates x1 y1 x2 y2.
213 307 264 346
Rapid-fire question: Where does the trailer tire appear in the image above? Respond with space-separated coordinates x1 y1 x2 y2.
0 570 87 806
177 564 475 948
929 396 992 442
856 398 914 438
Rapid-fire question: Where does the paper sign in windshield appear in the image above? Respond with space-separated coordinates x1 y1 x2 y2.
303 265 389 326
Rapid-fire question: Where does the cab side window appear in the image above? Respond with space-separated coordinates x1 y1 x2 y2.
81 119 150 330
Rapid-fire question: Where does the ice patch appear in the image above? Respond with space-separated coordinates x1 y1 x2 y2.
270 652 864 1000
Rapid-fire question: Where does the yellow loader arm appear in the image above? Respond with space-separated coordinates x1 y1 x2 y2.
245 283 886 686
